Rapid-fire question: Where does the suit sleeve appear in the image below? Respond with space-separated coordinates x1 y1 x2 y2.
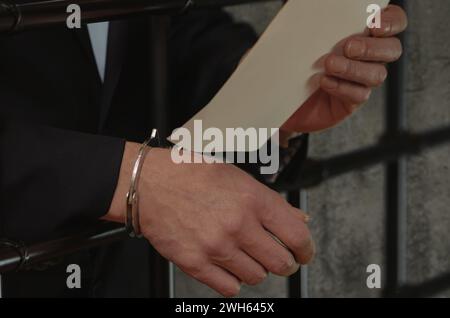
168 9 258 126
0 119 125 243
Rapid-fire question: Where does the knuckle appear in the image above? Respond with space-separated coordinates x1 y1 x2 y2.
365 45 375 60
245 271 267 286
345 38 367 58
324 54 334 70
182 259 206 277
326 55 353 77
333 79 342 92
361 42 369 57
239 192 261 213
210 248 238 265
223 214 245 237
325 55 339 73
260 207 277 226
259 193 285 224
203 235 227 257
346 59 357 77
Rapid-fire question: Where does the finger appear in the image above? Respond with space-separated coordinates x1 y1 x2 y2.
325 54 387 87
370 5 408 38
320 76 372 106
344 37 402 63
260 197 315 265
182 263 242 298
240 224 300 276
212 249 268 286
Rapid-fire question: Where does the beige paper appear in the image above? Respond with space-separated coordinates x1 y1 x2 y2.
170 0 390 152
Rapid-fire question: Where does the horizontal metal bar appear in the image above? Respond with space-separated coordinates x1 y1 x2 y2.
0 222 127 273
274 124 450 191
0 0 278 33
396 272 450 298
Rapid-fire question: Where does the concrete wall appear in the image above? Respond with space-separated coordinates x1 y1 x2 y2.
175 0 450 298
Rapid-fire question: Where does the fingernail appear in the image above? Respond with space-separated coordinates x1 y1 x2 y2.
365 89 373 101
298 210 312 223
303 215 312 223
284 254 297 270
321 76 339 90
290 261 300 274
379 70 388 83
347 39 365 58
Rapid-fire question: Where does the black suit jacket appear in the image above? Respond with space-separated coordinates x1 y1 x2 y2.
0 8 257 297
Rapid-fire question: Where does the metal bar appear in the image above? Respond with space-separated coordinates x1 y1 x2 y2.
299 190 309 298
275 124 450 191
287 190 302 298
149 15 169 138
169 262 176 298
396 272 450 298
0 222 127 273
148 15 170 298
0 0 278 33
148 247 170 297
287 190 309 298
383 0 407 298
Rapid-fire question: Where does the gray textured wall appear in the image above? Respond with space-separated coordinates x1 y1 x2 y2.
175 1 450 298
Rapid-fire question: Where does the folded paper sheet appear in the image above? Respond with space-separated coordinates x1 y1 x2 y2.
170 0 390 152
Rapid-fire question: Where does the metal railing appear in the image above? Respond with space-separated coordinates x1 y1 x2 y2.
0 0 280 33
1 0 450 298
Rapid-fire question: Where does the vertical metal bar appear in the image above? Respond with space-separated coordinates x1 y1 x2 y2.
299 190 309 298
148 248 170 298
148 15 171 298
383 0 407 297
169 262 175 298
287 190 309 298
149 15 170 138
287 191 301 297
0 275 2 298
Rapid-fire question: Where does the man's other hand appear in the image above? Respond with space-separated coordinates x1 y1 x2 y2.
282 5 408 134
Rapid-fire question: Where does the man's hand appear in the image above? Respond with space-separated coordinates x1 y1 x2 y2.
106 143 314 297
282 5 408 134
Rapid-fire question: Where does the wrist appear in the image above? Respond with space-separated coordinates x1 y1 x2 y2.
104 141 141 223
